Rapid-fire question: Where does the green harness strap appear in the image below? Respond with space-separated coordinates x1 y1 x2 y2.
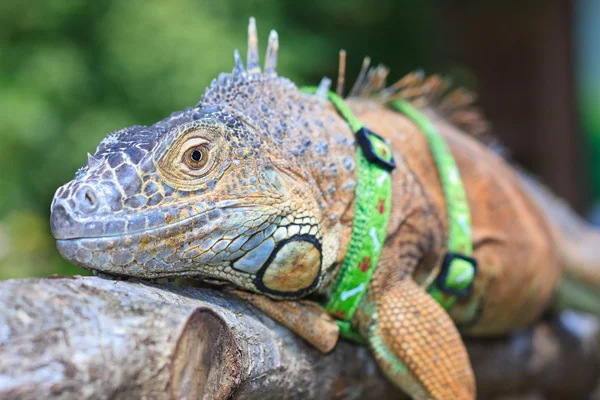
302 87 395 342
389 100 477 309
301 87 477 341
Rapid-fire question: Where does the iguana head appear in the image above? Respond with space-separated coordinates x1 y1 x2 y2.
50 19 356 298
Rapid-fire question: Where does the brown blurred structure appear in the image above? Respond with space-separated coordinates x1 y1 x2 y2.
441 1 587 211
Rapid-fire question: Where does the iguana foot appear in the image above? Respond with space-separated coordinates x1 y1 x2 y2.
367 279 475 400
229 290 339 353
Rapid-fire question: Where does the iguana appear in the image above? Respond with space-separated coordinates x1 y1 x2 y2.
49 18 600 399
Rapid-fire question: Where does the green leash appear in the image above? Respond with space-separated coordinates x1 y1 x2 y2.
301 88 477 341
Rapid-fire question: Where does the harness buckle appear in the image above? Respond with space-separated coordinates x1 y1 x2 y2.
355 127 396 172
436 252 478 297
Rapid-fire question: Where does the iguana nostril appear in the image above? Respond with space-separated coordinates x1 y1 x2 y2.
77 186 99 214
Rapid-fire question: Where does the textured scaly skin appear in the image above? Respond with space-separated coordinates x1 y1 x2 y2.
50 19 600 400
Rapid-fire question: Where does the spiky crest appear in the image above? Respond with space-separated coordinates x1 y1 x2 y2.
336 50 346 96
247 17 260 73
202 18 494 149
265 30 279 75
316 77 332 99
334 54 494 145
87 153 101 169
199 18 298 113
233 49 245 75
348 56 371 97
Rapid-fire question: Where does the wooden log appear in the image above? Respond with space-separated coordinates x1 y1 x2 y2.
0 276 399 399
0 276 598 399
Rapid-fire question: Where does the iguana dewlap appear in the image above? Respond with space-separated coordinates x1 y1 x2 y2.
49 18 600 400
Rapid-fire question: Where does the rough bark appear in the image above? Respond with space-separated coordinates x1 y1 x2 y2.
0 276 598 400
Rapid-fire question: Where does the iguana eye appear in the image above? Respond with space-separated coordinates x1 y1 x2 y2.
157 124 224 187
183 145 209 170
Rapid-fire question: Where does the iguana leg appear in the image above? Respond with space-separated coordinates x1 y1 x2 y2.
229 290 339 353
367 279 475 400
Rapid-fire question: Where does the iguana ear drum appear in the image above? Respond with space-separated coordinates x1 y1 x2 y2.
255 235 322 297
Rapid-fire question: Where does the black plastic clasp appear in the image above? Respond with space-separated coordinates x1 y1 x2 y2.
435 252 478 297
355 127 396 172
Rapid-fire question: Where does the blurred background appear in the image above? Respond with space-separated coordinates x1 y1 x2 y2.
0 0 597 279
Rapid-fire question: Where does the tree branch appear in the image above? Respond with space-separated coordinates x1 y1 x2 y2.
1 276 598 399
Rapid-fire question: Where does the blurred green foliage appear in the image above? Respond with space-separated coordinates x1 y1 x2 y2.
0 0 448 279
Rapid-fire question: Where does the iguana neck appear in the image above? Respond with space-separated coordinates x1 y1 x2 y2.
304 98 438 298
293 98 360 295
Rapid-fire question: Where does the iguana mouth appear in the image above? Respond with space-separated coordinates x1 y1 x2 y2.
53 202 279 278
52 204 253 241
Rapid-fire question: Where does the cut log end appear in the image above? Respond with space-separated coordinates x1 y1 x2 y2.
170 308 242 400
